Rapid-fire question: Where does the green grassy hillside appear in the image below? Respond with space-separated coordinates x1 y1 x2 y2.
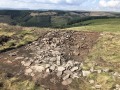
0 10 120 28
67 18 120 32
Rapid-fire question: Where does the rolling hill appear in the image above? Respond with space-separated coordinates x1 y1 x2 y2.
0 10 120 28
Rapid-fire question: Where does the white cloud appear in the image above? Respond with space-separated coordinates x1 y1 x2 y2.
0 0 119 12
0 0 87 9
34 0 85 4
99 0 120 7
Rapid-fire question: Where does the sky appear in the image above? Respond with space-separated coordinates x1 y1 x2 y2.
0 0 120 12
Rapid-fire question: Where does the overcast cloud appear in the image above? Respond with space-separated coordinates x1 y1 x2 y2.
0 0 120 12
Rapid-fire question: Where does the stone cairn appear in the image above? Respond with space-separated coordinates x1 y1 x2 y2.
21 31 90 85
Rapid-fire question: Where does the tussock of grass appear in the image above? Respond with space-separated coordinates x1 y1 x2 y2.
96 73 114 90
0 29 15 37
69 78 91 90
0 72 45 90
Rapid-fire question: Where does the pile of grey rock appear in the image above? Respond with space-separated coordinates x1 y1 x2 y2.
21 31 90 85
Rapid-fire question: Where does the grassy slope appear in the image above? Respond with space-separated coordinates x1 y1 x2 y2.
0 23 49 52
67 18 120 32
67 18 120 90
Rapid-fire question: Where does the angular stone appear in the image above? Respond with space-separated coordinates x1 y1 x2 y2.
43 73 49 79
6 60 12 64
89 80 94 84
51 43 57 48
21 61 31 67
45 64 50 68
63 74 70 80
74 61 80 65
25 68 32 75
97 70 102 74
115 84 120 88
31 73 35 77
50 57 56 62
90 67 94 72
71 67 79 72
57 56 61 61
15 57 24 60
72 73 79 79
82 71 91 77
31 65 45 72
103 68 109 72
56 56 61 65
73 50 79 56
56 61 61 66
21 61 25 65
34 60 41 64
57 67 65 72
52 51 60 56
62 78 72 86
9 52 17 56
66 61 73 67
50 65 56 71
57 71 63 77
64 70 72 75
113 72 119 76
95 85 102 89
46 69 50 73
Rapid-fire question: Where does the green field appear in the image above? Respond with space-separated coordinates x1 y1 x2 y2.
67 18 120 32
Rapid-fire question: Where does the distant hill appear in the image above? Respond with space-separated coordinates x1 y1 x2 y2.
0 10 120 28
